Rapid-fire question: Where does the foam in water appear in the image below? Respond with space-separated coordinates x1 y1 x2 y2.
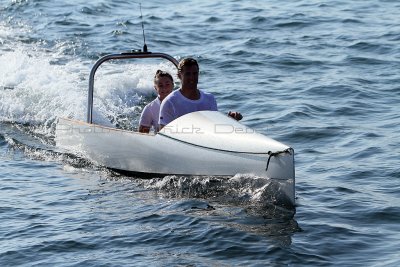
144 174 294 208
0 48 87 126
0 23 178 135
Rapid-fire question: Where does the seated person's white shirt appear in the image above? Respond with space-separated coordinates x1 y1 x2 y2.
159 89 217 126
139 98 161 132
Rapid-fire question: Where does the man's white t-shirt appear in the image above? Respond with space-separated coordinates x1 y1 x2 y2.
159 89 218 126
139 97 161 132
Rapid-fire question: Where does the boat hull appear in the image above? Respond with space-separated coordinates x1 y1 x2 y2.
55 111 295 205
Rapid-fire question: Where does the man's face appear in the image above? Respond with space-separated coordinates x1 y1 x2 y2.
179 64 199 89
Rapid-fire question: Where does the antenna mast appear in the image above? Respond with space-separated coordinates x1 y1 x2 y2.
140 3 148 52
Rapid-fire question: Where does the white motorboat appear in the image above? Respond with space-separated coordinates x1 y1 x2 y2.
55 51 295 205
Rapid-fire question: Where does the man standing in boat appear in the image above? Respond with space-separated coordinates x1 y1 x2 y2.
159 58 242 130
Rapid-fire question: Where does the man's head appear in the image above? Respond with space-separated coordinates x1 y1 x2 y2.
178 58 199 90
178 58 199 72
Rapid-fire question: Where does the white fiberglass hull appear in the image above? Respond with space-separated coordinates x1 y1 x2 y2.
55 111 295 204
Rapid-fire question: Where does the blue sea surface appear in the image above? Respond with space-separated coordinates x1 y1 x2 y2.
1 0 400 266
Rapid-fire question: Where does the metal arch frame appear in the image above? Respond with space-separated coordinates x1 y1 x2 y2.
87 51 179 123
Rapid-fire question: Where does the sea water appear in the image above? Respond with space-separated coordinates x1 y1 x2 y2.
1 0 399 266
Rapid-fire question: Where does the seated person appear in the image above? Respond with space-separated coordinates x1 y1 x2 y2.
138 70 174 133
159 58 242 129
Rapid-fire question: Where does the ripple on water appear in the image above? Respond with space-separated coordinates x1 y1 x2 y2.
348 41 395 54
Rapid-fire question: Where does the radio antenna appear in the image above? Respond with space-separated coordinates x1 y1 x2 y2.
139 3 148 52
